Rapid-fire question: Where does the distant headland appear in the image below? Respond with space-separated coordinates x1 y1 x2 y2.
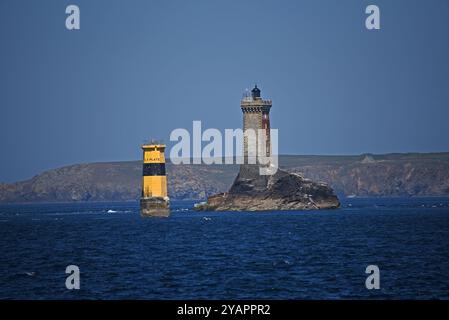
1 153 448 204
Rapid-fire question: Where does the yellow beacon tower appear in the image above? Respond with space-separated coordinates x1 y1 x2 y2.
140 142 169 217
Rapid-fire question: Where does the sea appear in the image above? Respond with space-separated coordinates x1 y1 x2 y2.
1 197 449 300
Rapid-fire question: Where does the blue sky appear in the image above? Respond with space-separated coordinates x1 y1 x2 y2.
1 0 449 182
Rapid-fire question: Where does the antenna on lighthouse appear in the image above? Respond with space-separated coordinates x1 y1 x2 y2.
242 87 251 101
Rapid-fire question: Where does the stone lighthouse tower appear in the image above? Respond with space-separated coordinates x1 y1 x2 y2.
241 85 272 162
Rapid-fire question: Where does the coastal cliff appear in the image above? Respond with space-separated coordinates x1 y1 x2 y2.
1 153 449 203
196 165 340 211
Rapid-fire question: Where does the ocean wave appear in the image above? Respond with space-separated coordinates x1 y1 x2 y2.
106 209 132 214
172 208 191 212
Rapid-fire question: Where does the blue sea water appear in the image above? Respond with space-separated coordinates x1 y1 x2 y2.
1 198 449 300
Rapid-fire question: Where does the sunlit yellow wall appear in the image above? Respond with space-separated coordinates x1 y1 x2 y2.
143 145 166 163
141 144 167 198
142 176 167 198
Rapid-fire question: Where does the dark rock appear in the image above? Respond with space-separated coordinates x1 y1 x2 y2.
196 165 340 211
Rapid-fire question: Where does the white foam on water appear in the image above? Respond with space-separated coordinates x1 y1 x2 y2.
106 209 133 214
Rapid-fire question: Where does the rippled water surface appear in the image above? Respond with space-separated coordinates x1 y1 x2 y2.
1 198 449 299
